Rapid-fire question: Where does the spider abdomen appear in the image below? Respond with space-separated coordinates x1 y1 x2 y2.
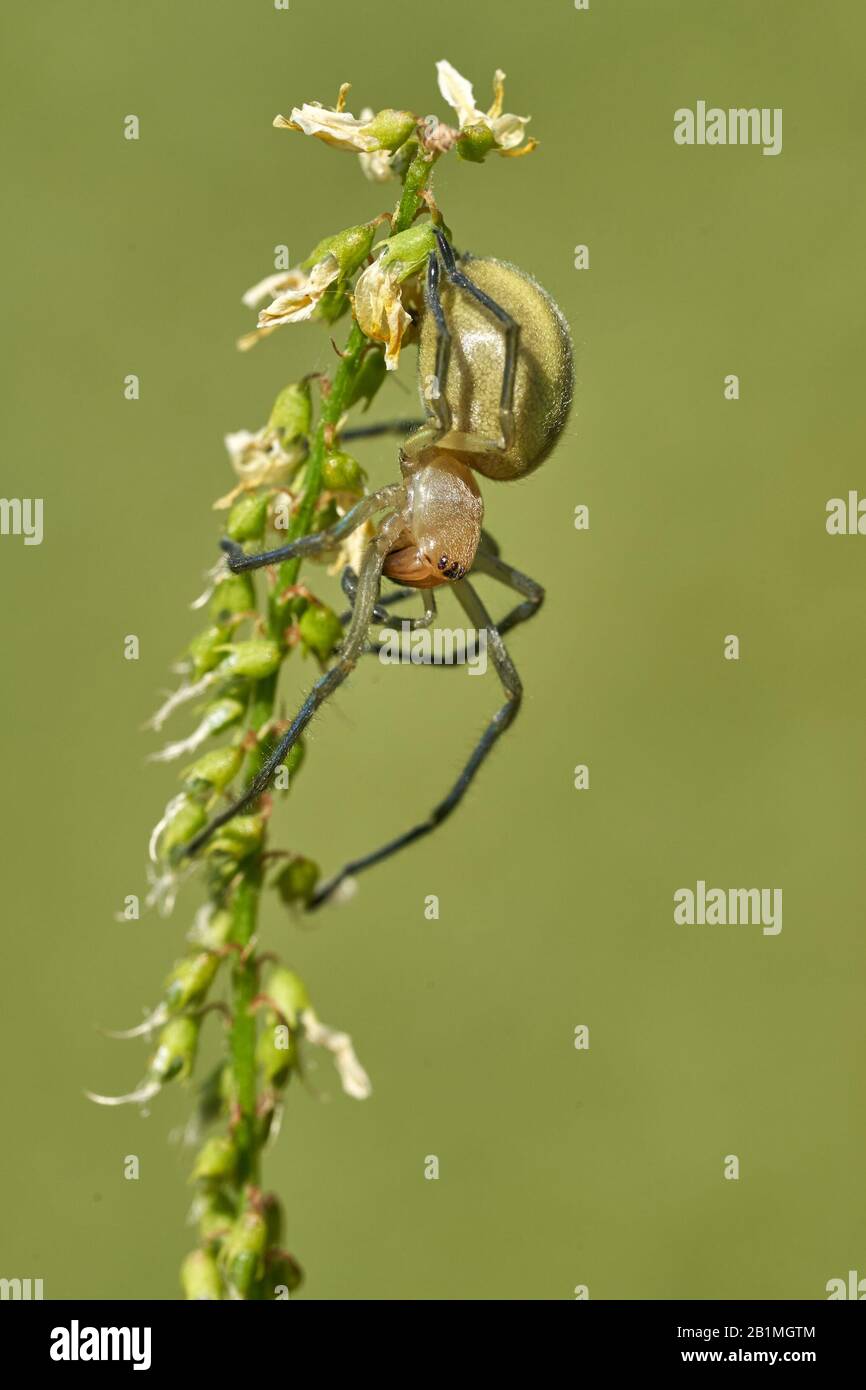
416 255 574 482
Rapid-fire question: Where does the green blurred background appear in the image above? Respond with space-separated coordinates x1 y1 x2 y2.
1 0 864 1300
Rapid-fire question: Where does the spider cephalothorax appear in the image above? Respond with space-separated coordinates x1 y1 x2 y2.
186 229 573 904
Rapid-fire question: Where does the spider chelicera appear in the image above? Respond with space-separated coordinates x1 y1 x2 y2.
185 229 574 907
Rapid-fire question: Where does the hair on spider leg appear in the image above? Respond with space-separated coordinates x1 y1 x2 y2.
186 231 572 896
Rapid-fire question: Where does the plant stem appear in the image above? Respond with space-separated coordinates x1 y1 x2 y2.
224 141 438 1283
229 861 262 1188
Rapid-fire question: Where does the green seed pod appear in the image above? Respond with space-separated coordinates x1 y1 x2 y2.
191 1133 238 1184
256 1014 296 1087
266 968 311 1029
377 224 438 282
456 123 497 163
226 493 269 543
205 814 265 862
182 744 244 793
159 795 207 858
364 108 417 151
150 1015 200 1085
304 219 379 280
188 625 229 678
263 1250 304 1298
345 348 387 410
298 603 343 661
222 1210 268 1299
165 952 220 1012
323 450 366 493
221 639 283 680
180 1248 223 1301
272 856 320 907
268 381 312 441
196 1190 235 1245
210 572 255 622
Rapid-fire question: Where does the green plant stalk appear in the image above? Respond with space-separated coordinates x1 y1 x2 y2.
229 862 262 1186
225 141 438 1250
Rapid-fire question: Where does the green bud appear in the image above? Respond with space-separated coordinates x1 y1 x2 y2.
222 1210 267 1299
192 1062 228 1129
182 744 244 793
323 450 366 493
159 795 207 858
188 626 227 678
210 572 255 622
165 952 220 1012
221 639 283 680
266 968 311 1028
304 220 378 280
205 814 264 861
150 1015 200 1085
192 907 233 950
272 856 320 907
377 224 438 282
298 602 343 661
226 493 268 542
196 1190 235 1245
200 697 245 737
345 348 387 410
219 1062 239 1108
263 1250 304 1298
364 108 417 151
256 1014 296 1087
181 1248 223 1300
456 123 497 163
191 1134 238 1183
268 381 311 441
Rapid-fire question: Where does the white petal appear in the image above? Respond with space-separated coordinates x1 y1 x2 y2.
288 104 380 152
301 1009 372 1100
85 1081 161 1107
436 60 481 129
241 269 304 309
103 1005 168 1039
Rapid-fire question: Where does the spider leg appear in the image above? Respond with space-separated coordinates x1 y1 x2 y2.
338 574 437 665
473 533 545 637
340 565 393 625
423 250 453 436
183 537 390 859
307 576 522 909
341 419 424 442
433 229 520 452
221 483 404 574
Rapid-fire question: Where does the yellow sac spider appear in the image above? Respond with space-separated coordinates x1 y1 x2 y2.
185 230 574 905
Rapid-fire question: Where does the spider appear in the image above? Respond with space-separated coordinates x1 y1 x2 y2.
185 229 574 907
